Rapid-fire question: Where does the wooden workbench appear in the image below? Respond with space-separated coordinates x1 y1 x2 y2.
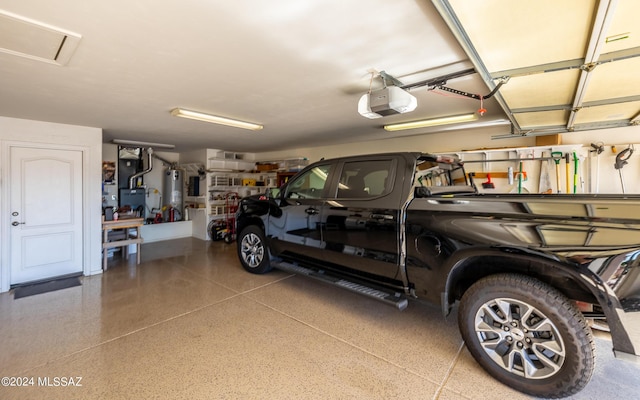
102 217 144 270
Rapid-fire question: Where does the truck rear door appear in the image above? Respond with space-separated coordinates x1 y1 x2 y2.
320 157 402 280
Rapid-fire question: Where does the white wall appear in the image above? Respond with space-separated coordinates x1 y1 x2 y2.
0 116 103 292
255 126 535 162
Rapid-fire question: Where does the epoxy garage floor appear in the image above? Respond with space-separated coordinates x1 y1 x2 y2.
1 238 638 399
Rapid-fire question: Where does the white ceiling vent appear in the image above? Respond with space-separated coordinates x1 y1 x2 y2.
0 9 81 66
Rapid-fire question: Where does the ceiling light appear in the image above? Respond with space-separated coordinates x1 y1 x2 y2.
112 139 175 149
171 108 263 130
384 113 478 131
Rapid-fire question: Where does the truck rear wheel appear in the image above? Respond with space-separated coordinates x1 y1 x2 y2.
458 273 595 398
237 226 272 274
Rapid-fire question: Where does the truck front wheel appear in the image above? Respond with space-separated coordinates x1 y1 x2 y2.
458 273 595 398
237 226 272 274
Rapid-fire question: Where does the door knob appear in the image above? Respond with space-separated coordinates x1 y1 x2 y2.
11 221 25 226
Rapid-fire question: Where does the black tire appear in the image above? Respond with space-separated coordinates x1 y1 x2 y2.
236 226 272 274
458 273 595 398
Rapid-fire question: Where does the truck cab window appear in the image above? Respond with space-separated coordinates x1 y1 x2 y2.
284 164 331 199
337 160 392 198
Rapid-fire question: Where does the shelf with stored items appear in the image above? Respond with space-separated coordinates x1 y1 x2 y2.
180 162 207 211
276 171 297 187
255 157 309 173
207 149 255 171
206 170 277 241
184 196 207 212
207 170 278 216
254 157 308 188
182 149 308 240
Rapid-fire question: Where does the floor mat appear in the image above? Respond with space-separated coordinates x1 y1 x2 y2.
13 276 82 299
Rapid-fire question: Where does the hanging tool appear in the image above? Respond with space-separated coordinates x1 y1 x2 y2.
590 143 604 193
573 151 579 194
614 145 634 193
518 161 523 194
564 153 571 193
509 161 529 194
538 151 553 194
551 152 562 193
482 173 495 189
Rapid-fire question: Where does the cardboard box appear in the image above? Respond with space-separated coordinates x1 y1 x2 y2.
256 163 278 171
536 134 562 146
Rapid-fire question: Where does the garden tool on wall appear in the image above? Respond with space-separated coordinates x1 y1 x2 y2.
614 145 633 193
516 150 532 194
538 151 553 194
573 151 579 194
482 173 495 189
590 142 604 193
565 153 571 193
517 161 524 194
509 161 529 194
551 152 562 193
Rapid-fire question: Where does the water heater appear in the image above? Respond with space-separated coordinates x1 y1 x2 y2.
164 169 184 220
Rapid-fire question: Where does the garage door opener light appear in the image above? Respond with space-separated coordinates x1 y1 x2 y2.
384 113 478 131
171 108 263 131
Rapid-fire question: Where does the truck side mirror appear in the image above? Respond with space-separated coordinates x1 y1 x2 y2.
266 187 276 198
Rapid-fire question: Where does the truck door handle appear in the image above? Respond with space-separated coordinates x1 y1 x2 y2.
426 199 469 205
11 221 25 226
305 207 319 215
371 213 393 220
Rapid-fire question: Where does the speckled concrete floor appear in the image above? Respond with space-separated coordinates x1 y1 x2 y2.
1 237 638 399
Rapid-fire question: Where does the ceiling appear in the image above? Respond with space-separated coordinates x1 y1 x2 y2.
0 0 638 153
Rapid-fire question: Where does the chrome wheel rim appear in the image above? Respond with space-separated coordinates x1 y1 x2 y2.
474 297 565 379
240 233 264 268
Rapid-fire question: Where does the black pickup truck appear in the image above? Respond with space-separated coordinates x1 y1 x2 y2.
235 152 640 398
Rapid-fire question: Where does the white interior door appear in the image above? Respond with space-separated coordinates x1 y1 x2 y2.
10 146 83 284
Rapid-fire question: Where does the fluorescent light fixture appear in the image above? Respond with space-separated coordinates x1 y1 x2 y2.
384 113 478 131
606 32 630 43
112 139 175 149
171 108 263 131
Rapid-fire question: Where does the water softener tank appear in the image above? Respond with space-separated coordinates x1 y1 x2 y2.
164 169 184 221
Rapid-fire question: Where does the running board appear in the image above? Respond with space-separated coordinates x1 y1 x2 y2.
273 261 408 310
